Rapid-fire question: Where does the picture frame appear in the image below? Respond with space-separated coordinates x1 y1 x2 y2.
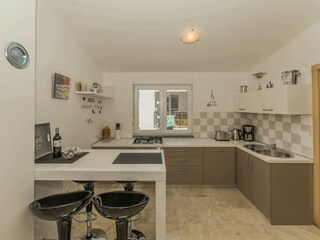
53 73 70 99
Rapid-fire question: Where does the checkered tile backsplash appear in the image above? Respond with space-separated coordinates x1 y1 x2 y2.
245 113 312 158
193 112 313 158
193 112 243 139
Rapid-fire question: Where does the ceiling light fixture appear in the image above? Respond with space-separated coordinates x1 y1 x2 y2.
180 29 200 44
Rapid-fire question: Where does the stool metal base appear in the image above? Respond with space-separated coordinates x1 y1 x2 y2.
78 228 107 240
130 229 146 240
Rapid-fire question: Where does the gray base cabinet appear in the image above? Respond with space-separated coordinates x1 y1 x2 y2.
250 156 270 219
164 147 235 185
164 148 204 184
236 148 251 197
236 148 313 225
204 147 235 185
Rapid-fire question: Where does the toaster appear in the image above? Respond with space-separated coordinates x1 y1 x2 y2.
214 131 230 141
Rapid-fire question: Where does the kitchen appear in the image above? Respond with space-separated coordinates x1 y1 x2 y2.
2 0 320 239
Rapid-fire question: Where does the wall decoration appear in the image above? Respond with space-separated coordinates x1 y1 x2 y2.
85 117 93 124
53 73 70 99
34 123 52 160
207 90 217 107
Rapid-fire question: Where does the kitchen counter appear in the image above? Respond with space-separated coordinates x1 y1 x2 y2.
35 149 166 181
92 138 312 164
92 138 235 148
35 149 166 240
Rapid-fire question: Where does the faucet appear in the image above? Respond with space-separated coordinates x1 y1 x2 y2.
270 143 277 150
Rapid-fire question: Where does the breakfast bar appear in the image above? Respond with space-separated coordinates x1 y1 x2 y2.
34 149 166 240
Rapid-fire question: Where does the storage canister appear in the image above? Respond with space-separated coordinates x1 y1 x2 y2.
102 126 110 139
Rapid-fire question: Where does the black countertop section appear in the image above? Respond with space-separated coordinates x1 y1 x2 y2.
35 152 89 164
113 153 162 164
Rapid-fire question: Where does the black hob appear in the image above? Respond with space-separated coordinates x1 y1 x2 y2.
133 136 163 144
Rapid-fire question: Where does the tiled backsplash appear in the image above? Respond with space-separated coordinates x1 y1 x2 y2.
245 113 312 158
193 112 243 138
193 111 313 158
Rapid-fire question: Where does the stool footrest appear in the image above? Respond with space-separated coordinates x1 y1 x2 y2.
73 211 97 223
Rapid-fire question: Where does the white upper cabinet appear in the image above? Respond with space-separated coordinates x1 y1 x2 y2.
233 85 311 114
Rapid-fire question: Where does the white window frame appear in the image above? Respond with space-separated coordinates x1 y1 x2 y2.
133 84 193 135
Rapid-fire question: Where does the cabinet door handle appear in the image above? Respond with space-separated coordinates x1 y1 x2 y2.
262 108 273 112
251 157 254 170
177 159 189 162
177 149 188 152
177 168 188 171
247 156 250 168
239 108 246 111
212 149 225 152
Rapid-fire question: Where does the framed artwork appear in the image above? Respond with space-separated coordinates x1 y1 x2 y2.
53 73 70 99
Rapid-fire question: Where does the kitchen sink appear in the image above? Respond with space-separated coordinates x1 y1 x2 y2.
244 144 294 159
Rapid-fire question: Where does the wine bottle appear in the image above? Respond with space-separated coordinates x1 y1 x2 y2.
53 127 62 158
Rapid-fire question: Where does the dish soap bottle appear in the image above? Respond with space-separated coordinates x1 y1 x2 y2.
115 123 121 140
53 127 62 158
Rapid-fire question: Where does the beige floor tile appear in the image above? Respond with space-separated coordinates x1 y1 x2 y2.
208 188 254 209
71 183 320 240
175 196 213 208
180 223 282 240
273 225 320 240
172 185 209 198
224 224 282 240
212 204 269 225
167 224 181 240
167 205 180 224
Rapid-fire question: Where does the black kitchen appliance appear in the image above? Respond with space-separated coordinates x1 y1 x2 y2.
133 136 163 144
243 125 255 141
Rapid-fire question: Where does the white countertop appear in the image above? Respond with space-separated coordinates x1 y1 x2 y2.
35 149 166 181
91 138 312 164
92 138 234 148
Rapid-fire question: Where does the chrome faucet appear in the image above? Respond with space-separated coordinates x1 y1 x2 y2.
270 143 277 150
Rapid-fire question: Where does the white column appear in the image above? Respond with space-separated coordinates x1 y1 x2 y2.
155 180 166 240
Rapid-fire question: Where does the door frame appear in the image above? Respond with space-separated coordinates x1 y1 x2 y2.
312 64 320 227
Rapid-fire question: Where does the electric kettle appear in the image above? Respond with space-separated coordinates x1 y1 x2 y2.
229 128 243 140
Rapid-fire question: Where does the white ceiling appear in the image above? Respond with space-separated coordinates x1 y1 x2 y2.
45 0 320 72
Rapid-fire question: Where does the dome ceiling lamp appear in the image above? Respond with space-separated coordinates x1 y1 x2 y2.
180 29 200 44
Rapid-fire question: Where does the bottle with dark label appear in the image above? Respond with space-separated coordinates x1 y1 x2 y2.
53 127 62 158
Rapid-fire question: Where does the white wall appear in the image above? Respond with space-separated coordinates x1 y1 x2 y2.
103 72 247 137
248 19 320 87
0 0 35 238
246 18 320 157
36 1 104 148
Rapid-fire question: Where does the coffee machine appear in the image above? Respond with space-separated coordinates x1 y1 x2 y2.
243 125 255 141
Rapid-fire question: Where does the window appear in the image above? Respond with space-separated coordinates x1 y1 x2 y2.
134 85 192 135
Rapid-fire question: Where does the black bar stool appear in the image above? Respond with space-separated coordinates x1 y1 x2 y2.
116 181 146 240
73 181 107 240
29 190 93 240
93 191 149 240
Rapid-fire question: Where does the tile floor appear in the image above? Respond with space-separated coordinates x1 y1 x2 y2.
72 183 320 240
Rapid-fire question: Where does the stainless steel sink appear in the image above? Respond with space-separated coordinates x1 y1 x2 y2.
244 144 268 151
244 144 294 159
